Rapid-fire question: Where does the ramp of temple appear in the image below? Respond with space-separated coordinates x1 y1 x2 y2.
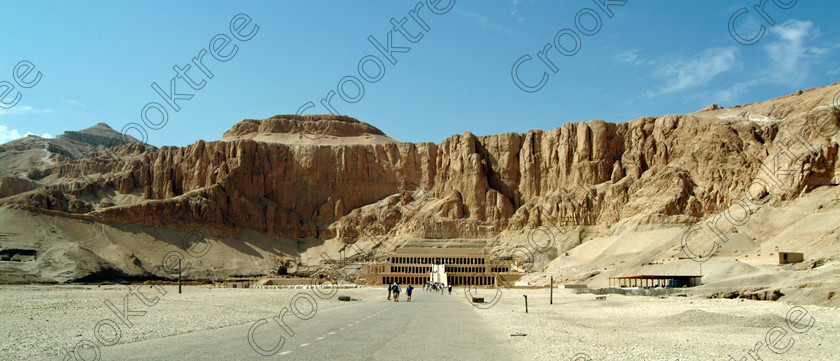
356 247 522 287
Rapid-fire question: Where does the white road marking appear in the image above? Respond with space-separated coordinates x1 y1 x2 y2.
300 343 310 347
328 332 336 335
316 337 325 340
279 351 292 355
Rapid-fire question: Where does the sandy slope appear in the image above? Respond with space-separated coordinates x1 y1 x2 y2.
511 184 840 307
0 206 300 283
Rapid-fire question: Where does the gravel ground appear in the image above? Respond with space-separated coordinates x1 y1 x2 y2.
0 284 386 360
466 288 840 361
4 285 838 361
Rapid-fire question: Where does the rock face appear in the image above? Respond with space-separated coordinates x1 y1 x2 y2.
0 177 39 199
2 86 840 252
224 114 386 138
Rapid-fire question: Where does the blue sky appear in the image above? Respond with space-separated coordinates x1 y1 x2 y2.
1 0 838 146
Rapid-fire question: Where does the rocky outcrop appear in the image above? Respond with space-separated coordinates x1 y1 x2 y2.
0 177 39 199
224 114 386 139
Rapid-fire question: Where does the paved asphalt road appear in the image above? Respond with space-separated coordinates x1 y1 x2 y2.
56 289 520 360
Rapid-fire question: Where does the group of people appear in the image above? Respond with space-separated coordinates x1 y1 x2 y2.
426 282 452 295
386 282 453 301
387 282 413 302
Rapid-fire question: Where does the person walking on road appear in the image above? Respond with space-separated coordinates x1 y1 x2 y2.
387 283 393 300
393 283 401 302
448 284 452 295
406 284 414 302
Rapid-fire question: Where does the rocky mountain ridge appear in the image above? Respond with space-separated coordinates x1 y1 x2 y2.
0 85 839 287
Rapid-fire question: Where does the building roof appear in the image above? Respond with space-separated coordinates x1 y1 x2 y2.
608 275 702 279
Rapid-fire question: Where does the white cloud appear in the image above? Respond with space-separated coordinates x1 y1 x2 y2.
0 105 56 117
764 20 829 85
31 132 53 138
507 0 534 22
0 125 24 143
641 20 831 106
0 125 53 144
0 105 33 116
711 79 763 104
648 47 739 97
63 99 85 107
713 84 748 104
700 20 831 105
508 0 535 7
616 50 643 65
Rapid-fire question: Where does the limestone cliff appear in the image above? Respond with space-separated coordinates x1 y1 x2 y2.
1 85 839 266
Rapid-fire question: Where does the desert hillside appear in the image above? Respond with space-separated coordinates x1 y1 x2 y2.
0 84 838 305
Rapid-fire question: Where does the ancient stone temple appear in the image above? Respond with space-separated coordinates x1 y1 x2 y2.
356 247 521 286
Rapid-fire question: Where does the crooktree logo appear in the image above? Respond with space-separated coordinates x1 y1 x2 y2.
727 305 815 359
728 0 797 46
511 0 627 93
247 229 381 356
465 183 582 309
291 0 455 139
63 232 212 361
0 60 43 109
681 89 840 262
126 13 258 146
75 12 258 193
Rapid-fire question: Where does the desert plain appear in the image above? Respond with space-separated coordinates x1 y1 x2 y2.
1 284 838 360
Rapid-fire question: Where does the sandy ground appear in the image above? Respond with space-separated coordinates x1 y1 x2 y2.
468 287 840 361
3 285 838 361
0 284 386 360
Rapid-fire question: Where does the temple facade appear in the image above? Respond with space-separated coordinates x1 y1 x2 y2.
356 247 521 287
